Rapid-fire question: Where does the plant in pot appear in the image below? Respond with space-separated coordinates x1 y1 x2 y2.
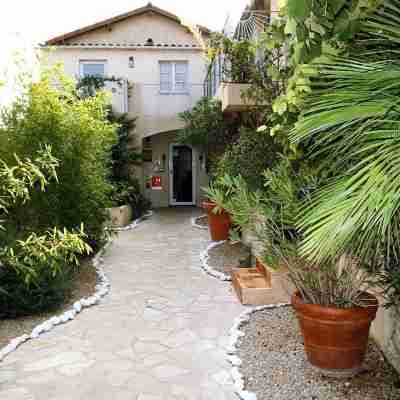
259 159 378 377
202 179 233 242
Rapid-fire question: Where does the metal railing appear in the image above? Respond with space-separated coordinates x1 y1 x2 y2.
203 54 256 98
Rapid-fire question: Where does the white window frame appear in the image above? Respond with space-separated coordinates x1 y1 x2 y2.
79 60 107 78
159 61 189 94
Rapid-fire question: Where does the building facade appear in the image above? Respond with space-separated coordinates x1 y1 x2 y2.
42 3 209 208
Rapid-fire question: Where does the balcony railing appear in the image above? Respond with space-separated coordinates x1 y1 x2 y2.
203 54 255 98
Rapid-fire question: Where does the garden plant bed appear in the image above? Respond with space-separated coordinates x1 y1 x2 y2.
0 260 97 349
237 306 400 400
208 241 251 275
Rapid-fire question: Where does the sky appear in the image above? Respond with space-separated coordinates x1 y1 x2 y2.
0 0 246 106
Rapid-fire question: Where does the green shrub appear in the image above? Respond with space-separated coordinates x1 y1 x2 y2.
178 97 240 172
0 69 117 244
110 178 151 219
215 128 281 190
0 148 91 317
0 265 73 318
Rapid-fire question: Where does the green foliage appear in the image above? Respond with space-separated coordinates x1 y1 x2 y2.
178 97 240 169
0 224 90 318
76 75 125 98
287 0 400 306
108 111 141 181
214 128 281 190
0 69 118 244
218 37 256 83
110 178 151 219
77 75 150 219
292 60 400 264
0 146 58 225
202 179 232 215
0 148 92 317
0 264 73 318
1 226 90 287
216 174 263 231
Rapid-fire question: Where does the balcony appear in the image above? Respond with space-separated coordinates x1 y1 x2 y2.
203 52 262 113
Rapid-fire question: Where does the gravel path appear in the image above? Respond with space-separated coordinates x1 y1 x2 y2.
208 241 251 274
238 307 400 400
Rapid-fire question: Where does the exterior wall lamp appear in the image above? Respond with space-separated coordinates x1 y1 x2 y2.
129 56 135 68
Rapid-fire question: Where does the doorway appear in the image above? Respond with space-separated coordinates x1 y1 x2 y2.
169 144 196 206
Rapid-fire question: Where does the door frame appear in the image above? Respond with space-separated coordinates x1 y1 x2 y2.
169 143 197 206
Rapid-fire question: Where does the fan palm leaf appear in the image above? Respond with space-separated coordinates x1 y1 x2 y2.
290 58 400 264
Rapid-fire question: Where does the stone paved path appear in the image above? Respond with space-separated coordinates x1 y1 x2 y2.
0 208 244 399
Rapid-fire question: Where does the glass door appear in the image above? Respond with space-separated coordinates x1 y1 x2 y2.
170 144 195 205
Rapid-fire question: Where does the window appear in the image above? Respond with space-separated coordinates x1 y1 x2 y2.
80 61 106 78
159 61 188 93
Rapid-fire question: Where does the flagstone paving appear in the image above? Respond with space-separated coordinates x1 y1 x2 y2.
0 208 244 399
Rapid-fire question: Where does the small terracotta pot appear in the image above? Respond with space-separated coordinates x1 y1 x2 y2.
291 291 378 378
202 201 231 241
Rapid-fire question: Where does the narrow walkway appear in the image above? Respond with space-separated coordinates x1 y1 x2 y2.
0 209 244 400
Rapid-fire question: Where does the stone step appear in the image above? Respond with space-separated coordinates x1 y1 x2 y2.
256 258 293 292
231 268 284 306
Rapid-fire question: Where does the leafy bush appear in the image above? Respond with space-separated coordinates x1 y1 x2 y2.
178 97 240 171
0 265 73 318
0 69 117 245
0 148 91 317
77 76 150 219
215 128 281 190
0 227 90 317
110 178 151 219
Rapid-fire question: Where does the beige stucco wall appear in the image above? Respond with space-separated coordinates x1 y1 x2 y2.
370 296 400 374
143 131 208 208
62 13 199 46
42 47 206 142
41 10 207 143
41 11 208 207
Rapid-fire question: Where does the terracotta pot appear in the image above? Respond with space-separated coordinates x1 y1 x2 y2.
291 291 378 378
202 201 231 241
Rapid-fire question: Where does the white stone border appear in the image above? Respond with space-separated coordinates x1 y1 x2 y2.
200 241 232 281
110 210 153 232
227 303 290 400
191 214 209 230
0 213 152 363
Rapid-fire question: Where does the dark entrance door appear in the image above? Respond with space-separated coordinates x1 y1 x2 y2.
170 145 194 205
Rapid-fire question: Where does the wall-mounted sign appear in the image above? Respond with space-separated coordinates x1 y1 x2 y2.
151 176 162 190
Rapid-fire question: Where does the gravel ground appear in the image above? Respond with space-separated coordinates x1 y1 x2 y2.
238 306 400 400
0 259 97 348
208 241 251 274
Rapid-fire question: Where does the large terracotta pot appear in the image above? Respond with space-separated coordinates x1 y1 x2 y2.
291 291 378 378
202 201 231 241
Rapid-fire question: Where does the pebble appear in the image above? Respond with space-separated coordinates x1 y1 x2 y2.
73 301 82 313
236 307 400 400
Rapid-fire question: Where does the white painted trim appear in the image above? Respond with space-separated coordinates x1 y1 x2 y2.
43 45 203 51
159 60 189 94
169 143 197 206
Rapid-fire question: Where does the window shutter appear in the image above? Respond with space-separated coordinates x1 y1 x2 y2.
160 62 173 92
175 62 188 91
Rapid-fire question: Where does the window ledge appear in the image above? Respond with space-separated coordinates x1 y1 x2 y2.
159 91 190 96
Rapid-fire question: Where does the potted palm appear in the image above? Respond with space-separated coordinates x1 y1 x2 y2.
260 159 378 377
202 180 232 241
